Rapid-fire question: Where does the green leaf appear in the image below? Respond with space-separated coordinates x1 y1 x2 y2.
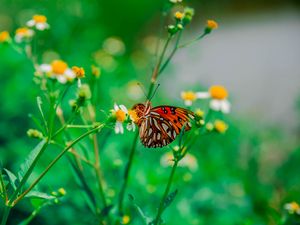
128 194 151 225
18 139 47 180
163 189 178 210
3 168 18 190
25 191 55 200
28 113 45 134
68 157 97 214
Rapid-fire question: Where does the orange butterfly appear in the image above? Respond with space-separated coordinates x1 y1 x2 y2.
132 101 194 148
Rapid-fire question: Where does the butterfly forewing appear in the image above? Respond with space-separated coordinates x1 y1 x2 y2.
139 105 194 148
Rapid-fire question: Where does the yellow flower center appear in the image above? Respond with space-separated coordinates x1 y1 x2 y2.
181 91 197 101
116 110 126 122
0 31 10 42
174 11 184 20
128 110 138 123
51 60 68 74
33 15 47 23
214 120 228 133
207 20 218 30
209 85 228 100
290 202 300 211
122 215 130 224
16 27 30 35
72 66 85 78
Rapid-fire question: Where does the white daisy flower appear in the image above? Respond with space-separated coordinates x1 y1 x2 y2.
196 85 231 113
14 27 34 43
113 104 128 134
26 15 49 31
39 60 76 84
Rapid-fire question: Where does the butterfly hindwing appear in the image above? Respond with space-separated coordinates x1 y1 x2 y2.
139 105 194 148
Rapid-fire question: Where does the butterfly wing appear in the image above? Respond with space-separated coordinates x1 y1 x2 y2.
139 106 194 148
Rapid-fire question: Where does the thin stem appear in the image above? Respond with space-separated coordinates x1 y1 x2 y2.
1 206 11 225
149 35 173 96
117 132 139 215
93 134 107 207
12 124 104 206
154 160 179 225
9 139 49 204
159 31 182 75
178 32 207 49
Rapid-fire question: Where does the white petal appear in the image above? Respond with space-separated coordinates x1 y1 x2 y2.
184 100 192 106
210 99 222 111
196 92 210 99
57 75 67 84
221 100 231 114
40 64 52 72
64 69 76 79
36 23 49 31
14 35 22 43
114 103 119 111
26 20 35 27
119 105 128 114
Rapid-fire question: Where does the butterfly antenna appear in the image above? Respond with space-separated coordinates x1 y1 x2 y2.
149 83 160 101
137 82 148 98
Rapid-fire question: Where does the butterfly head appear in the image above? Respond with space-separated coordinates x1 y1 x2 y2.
131 101 152 124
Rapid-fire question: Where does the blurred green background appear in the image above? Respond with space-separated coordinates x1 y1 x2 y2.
1 0 300 224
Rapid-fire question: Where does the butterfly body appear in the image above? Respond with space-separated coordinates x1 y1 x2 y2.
132 101 194 148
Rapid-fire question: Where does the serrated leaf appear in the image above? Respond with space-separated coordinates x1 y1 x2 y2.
18 139 47 179
3 168 18 190
25 191 55 200
163 189 178 210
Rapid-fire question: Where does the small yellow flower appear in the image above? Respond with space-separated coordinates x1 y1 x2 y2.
181 91 197 106
58 188 66 196
72 66 85 78
207 20 218 30
209 85 228 100
214 120 228 133
51 60 68 74
122 215 130 224
195 109 205 117
0 31 10 43
284 201 300 215
174 11 184 20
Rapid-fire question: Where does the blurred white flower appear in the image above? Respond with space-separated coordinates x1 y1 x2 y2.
26 15 49 31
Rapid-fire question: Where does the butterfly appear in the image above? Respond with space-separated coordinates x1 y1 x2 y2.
132 101 194 148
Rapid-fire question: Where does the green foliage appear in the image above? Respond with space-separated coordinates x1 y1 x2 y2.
0 0 300 225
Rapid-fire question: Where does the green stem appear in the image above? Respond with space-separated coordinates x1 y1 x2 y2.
12 124 104 206
154 160 179 225
178 32 207 49
1 206 11 225
93 134 107 208
9 139 49 204
148 35 173 98
118 132 139 215
158 31 182 75
0 170 8 202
